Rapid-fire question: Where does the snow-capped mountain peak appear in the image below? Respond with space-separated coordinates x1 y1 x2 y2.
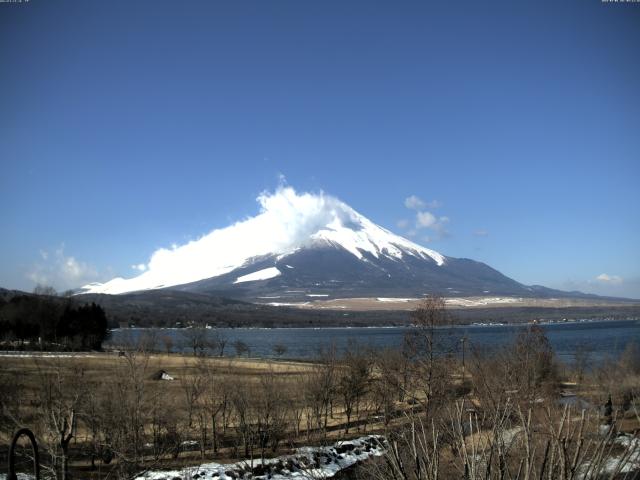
310 212 444 265
80 187 445 295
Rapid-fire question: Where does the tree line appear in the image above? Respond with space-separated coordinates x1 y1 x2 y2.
0 286 109 350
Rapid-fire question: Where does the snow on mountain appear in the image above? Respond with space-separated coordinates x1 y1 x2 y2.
80 187 445 295
234 267 282 284
311 213 444 265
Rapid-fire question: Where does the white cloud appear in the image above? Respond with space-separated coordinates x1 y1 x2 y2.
595 273 623 285
416 211 437 228
397 219 410 229
404 195 426 210
398 196 448 240
132 263 147 272
28 245 99 291
398 194 450 240
414 211 450 238
474 229 489 237
404 195 442 210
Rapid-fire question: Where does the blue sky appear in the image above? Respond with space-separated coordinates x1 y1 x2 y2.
1 0 639 298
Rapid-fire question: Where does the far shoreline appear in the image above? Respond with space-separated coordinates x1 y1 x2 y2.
106 304 640 330
107 316 640 331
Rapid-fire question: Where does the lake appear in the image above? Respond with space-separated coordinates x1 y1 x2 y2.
106 319 640 364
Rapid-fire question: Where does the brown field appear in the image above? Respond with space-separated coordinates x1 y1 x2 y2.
0 350 409 478
1 352 322 444
2 317 639 480
257 295 640 311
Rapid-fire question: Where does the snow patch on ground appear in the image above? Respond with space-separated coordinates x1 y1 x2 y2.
376 297 418 303
267 302 311 307
0 352 97 358
134 435 386 480
445 297 521 307
578 433 640 478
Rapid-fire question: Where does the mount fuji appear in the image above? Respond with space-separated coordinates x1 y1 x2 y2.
79 187 576 302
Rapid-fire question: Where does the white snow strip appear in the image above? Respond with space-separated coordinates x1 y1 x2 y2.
134 435 386 480
0 352 97 358
376 297 418 302
307 294 329 297
578 433 640 478
234 267 281 284
267 302 310 307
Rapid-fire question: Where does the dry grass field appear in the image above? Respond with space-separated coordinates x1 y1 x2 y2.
0 350 409 478
1 304 639 480
1 352 320 442
264 295 640 311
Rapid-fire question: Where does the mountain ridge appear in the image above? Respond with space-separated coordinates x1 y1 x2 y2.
76 187 630 303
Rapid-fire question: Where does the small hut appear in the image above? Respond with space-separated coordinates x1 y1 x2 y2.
151 369 174 381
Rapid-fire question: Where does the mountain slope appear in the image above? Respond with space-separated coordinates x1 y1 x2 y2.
78 187 597 301
171 244 535 301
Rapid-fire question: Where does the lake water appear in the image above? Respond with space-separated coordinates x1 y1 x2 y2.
107 319 640 364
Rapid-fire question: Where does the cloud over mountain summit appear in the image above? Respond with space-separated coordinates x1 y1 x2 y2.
81 186 442 295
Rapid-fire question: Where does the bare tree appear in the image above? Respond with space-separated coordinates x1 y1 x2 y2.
255 369 287 459
230 382 254 458
272 343 288 358
338 349 370 433
101 348 152 477
180 359 206 429
33 285 58 297
303 347 337 440
233 339 250 357
79 380 103 471
182 327 210 356
203 364 231 453
619 341 640 375
139 329 159 353
35 360 85 480
148 383 181 461
161 334 174 355
371 348 406 426
573 342 594 383
508 325 558 403
369 392 640 480
405 295 452 414
0 368 24 435
211 330 228 356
